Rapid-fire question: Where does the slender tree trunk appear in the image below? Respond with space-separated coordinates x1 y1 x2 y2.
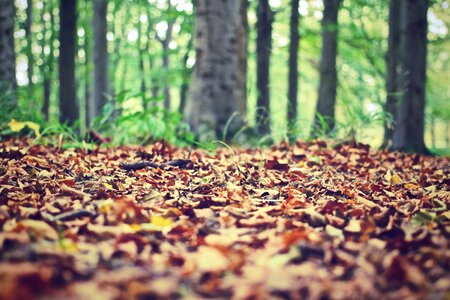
144 4 159 103
110 3 127 105
0 0 18 107
25 0 34 95
137 5 147 108
93 0 109 118
256 0 273 135
382 0 401 148
59 0 78 125
313 0 340 137
149 58 159 100
84 1 93 127
288 0 300 125
186 0 248 140
179 37 193 114
392 0 428 153
157 1 174 110
41 1 56 120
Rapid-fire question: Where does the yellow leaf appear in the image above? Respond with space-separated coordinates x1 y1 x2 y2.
384 170 392 182
97 199 114 214
103 182 114 190
130 223 142 231
60 239 79 252
8 119 41 137
150 215 173 227
391 174 403 184
404 183 418 190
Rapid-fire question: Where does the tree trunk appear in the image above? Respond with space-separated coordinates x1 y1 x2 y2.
149 58 159 101
0 0 17 107
392 0 428 153
287 0 299 126
59 0 78 125
186 0 248 140
256 0 272 135
179 37 193 114
157 1 174 111
145 4 159 103
109 1 130 108
93 0 109 118
313 0 340 137
25 0 34 94
40 0 54 120
382 0 401 148
84 1 93 127
137 4 147 108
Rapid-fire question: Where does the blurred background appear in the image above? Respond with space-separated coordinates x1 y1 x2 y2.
0 0 449 152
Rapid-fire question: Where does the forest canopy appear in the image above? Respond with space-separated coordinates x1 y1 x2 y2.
0 0 449 153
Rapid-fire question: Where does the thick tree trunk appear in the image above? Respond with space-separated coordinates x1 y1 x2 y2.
382 0 401 148
59 0 78 125
186 0 248 140
392 0 428 153
25 0 34 94
313 0 340 137
256 0 273 135
93 0 109 118
287 0 299 125
0 0 17 107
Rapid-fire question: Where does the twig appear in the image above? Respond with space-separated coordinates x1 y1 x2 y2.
120 159 193 171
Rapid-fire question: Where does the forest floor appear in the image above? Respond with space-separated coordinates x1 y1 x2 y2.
0 138 449 300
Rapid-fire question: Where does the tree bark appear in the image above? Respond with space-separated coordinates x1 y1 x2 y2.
156 1 174 111
93 0 109 118
313 0 340 137
84 1 92 127
382 0 401 148
59 0 78 125
137 4 147 108
179 37 193 114
287 0 299 125
40 0 54 120
25 0 34 94
256 0 273 135
392 0 428 153
0 0 17 107
146 4 159 103
186 0 248 140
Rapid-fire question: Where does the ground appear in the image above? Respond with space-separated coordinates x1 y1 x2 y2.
0 138 449 299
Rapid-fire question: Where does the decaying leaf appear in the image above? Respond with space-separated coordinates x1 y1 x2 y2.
0 138 448 299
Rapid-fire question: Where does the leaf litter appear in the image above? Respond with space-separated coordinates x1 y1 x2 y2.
0 138 449 299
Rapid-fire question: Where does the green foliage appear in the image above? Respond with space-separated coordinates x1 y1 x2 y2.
92 90 195 146
336 96 390 142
